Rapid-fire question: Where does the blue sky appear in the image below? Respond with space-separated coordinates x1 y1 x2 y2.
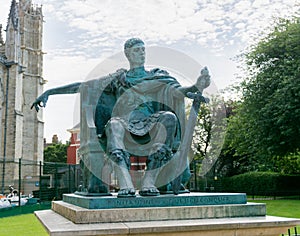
1 0 299 142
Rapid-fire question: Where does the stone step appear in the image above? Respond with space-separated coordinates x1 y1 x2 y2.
52 200 266 224
35 209 300 236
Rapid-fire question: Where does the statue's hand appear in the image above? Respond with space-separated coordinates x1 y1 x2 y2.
31 92 49 112
196 67 211 91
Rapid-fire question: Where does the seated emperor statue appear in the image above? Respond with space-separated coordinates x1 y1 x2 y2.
32 38 211 198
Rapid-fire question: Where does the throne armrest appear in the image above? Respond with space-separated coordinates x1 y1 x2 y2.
78 83 103 158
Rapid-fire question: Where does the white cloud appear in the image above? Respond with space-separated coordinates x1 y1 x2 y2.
42 0 299 58
2 0 300 54
252 0 271 8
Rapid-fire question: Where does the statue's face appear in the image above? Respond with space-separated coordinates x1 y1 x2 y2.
125 43 145 66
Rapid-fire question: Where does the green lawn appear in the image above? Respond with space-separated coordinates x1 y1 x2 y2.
0 200 299 235
249 199 300 218
0 203 50 236
249 199 300 235
0 214 48 235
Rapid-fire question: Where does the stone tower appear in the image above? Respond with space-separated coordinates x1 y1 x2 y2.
0 0 45 193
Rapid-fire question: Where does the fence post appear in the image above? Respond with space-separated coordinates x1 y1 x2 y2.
55 163 58 199
193 161 197 191
39 161 42 202
73 165 76 192
68 164 71 193
18 158 21 207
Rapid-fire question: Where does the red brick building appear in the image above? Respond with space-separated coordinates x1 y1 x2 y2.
67 123 80 164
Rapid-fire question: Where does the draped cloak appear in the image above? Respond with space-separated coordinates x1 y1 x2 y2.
94 68 186 157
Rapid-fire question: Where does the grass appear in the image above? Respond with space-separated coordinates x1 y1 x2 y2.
0 199 299 235
249 199 300 218
249 199 300 235
0 214 48 236
0 203 51 236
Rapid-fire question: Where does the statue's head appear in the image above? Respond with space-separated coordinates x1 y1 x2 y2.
124 38 144 50
124 38 145 67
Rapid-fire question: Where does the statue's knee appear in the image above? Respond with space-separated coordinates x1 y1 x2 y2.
147 143 173 170
109 149 131 169
106 118 124 133
163 111 177 120
160 111 177 126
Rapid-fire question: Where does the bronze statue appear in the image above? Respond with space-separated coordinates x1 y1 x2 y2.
32 38 210 197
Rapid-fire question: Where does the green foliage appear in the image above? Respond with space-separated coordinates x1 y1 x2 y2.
226 17 300 172
222 171 300 196
204 100 253 177
192 102 212 159
44 143 68 163
191 95 227 177
272 150 300 174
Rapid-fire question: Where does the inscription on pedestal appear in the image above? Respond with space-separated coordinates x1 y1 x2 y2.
107 195 231 208
63 192 247 209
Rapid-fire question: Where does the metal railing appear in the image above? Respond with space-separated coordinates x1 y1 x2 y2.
0 158 81 203
282 227 299 236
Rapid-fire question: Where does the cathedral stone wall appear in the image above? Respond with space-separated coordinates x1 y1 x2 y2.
0 0 44 193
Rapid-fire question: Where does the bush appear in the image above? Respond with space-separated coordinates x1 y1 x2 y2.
221 172 300 196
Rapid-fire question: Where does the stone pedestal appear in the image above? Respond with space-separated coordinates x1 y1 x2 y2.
51 200 266 224
35 192 300 236
63 192 247 209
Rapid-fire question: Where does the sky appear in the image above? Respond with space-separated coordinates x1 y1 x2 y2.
0 0 299 143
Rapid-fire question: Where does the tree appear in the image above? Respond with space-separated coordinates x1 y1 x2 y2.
44 143 68 163
191 95 227 179
227 17 300 173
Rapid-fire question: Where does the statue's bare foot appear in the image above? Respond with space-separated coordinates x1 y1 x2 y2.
139 187 160 196
117 188 136 198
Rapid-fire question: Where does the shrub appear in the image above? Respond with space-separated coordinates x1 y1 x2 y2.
221 172 300 196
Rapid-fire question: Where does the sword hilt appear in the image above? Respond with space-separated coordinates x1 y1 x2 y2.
187 92 209 112
186 92 209 103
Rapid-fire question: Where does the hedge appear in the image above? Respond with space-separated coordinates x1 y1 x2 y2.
220 172 300 196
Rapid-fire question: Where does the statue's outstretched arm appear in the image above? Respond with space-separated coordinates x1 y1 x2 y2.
31 82 82 112
178 67 211 96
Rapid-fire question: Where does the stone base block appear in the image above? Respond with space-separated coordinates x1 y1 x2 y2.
35 193 300 235
35 210 300 236
52 200 266 224
63 192 247 209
